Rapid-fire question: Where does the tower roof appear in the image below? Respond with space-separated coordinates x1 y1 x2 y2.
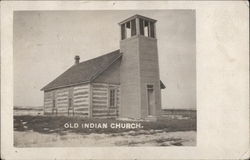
118 14 157 25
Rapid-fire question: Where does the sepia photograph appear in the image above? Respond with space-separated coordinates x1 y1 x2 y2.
1 1 249 159
13 10 196 147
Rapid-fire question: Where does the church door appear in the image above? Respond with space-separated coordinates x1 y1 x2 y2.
147 85 155 116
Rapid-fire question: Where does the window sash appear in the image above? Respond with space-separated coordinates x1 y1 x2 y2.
109 89 116 107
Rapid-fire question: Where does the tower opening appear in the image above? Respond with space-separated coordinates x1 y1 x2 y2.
119 15 156 40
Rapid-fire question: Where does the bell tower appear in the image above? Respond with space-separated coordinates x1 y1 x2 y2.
119 15 161 119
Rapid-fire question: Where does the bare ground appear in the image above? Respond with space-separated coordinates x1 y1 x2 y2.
14 130 196 147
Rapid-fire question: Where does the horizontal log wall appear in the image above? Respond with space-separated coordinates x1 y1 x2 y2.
43 84 90 117
44 83 120 118
73 85 90 117
44 91 54 113
92 83 120 118
56 88 69 114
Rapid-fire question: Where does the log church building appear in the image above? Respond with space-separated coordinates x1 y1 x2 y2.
41 15 166 119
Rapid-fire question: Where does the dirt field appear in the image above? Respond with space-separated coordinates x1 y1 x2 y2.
14 130 196 147
14 115 196 147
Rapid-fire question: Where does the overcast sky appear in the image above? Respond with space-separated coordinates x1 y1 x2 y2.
14 10 196 109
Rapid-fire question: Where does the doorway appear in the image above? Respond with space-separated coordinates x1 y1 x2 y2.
147 85 155 116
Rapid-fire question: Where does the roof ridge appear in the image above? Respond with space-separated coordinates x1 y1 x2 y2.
78 49 120 65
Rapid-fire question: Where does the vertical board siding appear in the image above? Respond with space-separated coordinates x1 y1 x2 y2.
92 83 120 118
43 84 90 116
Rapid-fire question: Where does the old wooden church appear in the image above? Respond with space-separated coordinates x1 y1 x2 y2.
41 15 165 119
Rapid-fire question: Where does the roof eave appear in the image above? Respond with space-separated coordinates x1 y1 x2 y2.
41 81 91 92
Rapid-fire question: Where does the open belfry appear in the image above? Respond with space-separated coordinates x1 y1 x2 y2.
41 15 165 119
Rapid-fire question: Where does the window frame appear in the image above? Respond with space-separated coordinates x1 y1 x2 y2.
109 88 116 108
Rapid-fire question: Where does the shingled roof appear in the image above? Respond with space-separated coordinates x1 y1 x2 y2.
41 49 166 91
41 50 122 91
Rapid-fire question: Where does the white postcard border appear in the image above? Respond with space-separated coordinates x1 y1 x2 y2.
1 1 249 159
